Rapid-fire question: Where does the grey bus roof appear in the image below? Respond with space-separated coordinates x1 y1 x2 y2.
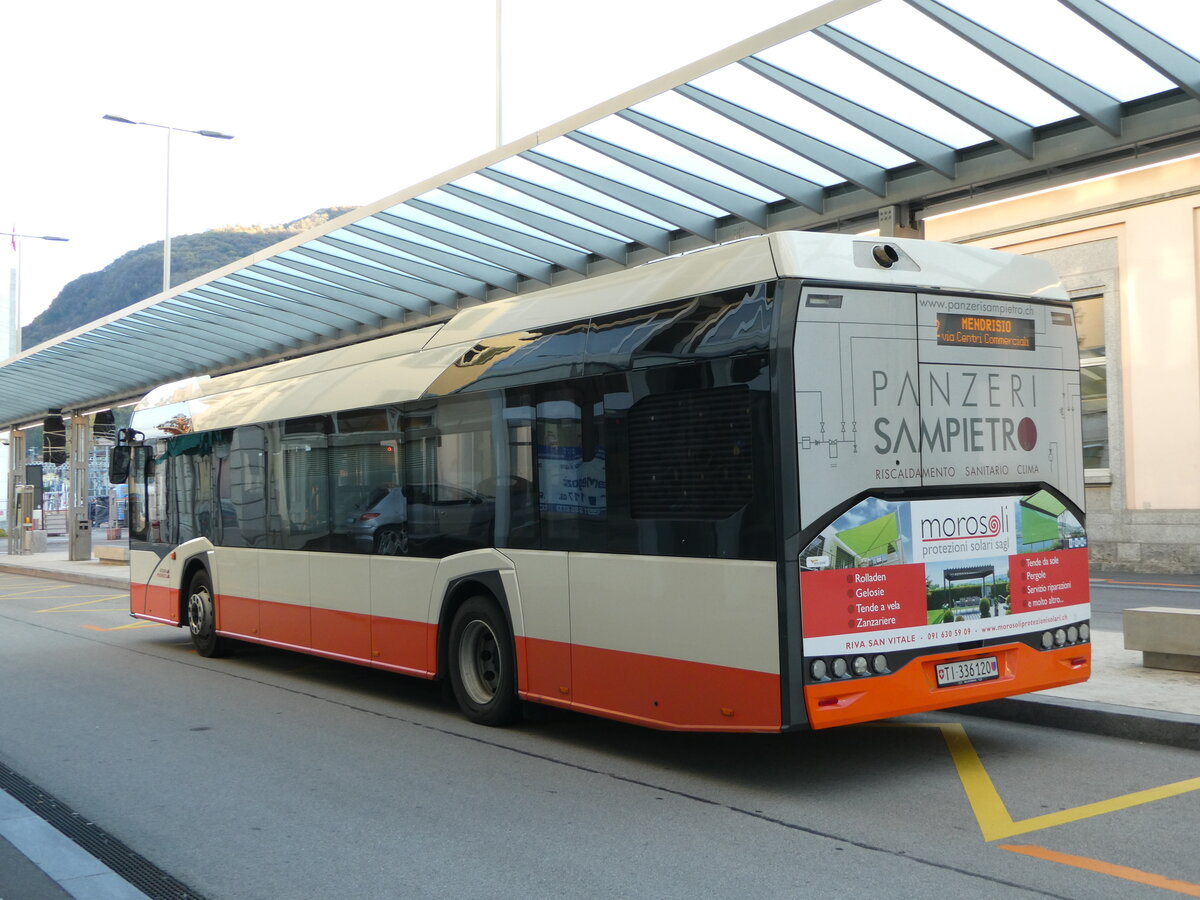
3 0 1197 428
130 231 1063 434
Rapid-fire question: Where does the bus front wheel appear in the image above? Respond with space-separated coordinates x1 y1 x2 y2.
187 569 224 658
447 596 519 726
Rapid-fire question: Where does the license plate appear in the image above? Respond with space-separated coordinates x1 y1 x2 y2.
936 656 999 687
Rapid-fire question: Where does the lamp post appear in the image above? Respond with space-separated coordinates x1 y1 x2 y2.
1 231 69 357
102 114 233 294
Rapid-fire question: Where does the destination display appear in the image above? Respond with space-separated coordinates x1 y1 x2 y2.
936 312 1035 350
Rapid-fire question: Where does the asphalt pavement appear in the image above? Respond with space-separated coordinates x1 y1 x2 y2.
0 544 1196 900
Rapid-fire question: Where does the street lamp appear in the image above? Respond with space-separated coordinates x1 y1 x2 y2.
1 231 70 357
102 114 234 294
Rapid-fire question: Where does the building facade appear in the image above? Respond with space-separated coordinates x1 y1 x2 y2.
926 155 1200 573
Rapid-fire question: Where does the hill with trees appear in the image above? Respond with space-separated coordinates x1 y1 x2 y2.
21 207 354 348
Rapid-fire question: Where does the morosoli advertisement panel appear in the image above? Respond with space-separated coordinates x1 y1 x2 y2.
794 287 1087 655
799 493 1088 656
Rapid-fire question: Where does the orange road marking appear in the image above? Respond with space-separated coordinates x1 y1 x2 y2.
1001 844 1200 897
1092 577 1200 589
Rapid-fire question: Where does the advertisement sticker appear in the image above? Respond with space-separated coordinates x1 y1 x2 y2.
799 493 1088 656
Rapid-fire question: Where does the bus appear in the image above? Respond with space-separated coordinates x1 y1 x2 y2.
113 231 1090 731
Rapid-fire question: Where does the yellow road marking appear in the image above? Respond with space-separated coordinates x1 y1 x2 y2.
1001 844 1200 897
0 584 76 598
38 596 127 612
936 722 1200 841
82 621 165 631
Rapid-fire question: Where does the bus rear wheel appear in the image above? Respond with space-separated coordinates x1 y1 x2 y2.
186 569 224 658
447 596 519 726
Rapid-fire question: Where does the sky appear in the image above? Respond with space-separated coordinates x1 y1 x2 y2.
2 0 818 331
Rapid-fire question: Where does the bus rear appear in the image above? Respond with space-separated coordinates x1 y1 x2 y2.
788 239 1088 728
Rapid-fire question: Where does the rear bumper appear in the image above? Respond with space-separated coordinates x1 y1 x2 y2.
803 641 1091 729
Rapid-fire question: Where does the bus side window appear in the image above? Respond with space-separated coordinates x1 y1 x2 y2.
535 378 606 553
216 426 268 548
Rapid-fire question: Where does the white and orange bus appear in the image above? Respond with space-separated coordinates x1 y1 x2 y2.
114 231 1090 731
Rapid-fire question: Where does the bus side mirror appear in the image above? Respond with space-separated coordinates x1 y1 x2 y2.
109 446 131 484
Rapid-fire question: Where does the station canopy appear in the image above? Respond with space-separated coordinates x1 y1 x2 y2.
3 0 1199 428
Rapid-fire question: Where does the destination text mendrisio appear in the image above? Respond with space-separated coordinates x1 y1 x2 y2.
936 312 1035 350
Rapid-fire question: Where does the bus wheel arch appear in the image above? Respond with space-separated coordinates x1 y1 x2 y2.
175 556 209 625
438 574 521 726
184 562 224 658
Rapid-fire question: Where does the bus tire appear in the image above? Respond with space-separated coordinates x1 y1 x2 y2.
447 595 519 726
186 569 224 658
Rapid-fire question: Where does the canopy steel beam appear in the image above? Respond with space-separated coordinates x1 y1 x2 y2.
298 241 462 306
163 296 311 346
264 257 432 316
249 262 413 319
1059 0 1200 103
482 166 672 252
327 231 489 301
115 325 244 367
908 0 1122 136
131 309 269 357
521 149 719 241
675 83 888 196
72 325 206 367
211 280 355 333
740 56 958 178
179 291 323 344
438 183 628 264
408 197 592 274
221 274 369 330
264 255 432 314
617 108 826 212
188 289 336 340
567 130 770 226
375 210 555 284
347 223 520 294
816 25 1036 159
226 273 383 329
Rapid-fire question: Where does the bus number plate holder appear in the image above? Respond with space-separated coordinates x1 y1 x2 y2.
935 656 999 687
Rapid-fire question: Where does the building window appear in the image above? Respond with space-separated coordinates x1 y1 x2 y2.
1073 294 1108 475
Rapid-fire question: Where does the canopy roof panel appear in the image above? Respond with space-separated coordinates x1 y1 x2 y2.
3 0 1199 427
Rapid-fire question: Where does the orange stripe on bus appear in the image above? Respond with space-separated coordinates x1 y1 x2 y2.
567 643 781 732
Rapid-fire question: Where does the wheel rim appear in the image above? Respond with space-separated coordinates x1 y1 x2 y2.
457 619 500 705
188 585 213 639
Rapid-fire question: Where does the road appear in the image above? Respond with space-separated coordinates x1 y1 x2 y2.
0 571 1197 899
1089 571 1200 631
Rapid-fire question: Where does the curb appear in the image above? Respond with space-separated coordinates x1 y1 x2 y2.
957 694 1200 751
0 563 128 591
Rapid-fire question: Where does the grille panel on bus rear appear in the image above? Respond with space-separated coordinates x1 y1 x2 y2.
629 385 753 520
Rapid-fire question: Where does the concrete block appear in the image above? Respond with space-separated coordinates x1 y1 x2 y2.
93 545 130 565
1124 607 1200 672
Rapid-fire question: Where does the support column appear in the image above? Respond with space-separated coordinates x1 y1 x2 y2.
7 428 26 555
67 415 92 561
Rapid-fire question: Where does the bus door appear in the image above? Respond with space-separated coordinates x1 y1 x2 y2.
125 443 155 617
